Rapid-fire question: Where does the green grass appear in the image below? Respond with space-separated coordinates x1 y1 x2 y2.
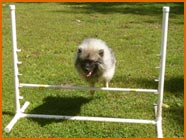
2 2 183 138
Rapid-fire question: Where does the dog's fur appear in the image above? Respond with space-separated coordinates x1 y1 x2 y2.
75 38 116 95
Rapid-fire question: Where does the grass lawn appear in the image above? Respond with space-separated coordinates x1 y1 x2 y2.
2 2 183 138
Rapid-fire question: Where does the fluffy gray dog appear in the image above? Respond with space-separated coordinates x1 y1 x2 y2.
75 38 116 95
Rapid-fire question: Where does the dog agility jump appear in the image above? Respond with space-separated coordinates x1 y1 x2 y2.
5 5 169 138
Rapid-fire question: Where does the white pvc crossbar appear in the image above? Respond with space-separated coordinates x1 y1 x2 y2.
5 5 170 138
20 114 157 124
5 112 157 133
19 83 158 93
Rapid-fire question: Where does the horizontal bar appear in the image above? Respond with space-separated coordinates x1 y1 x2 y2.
19 83 158 93
20 113 157 124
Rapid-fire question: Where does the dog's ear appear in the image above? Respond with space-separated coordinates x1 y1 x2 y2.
99 49 104 57
78 48 82 54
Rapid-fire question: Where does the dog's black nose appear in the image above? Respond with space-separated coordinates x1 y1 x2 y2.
85 63 92 71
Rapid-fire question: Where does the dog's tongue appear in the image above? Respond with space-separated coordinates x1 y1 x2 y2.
86 71 92 77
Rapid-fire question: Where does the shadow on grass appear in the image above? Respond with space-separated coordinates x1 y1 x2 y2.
2 111 15 116
114 75 183 95
164 105 184 132
114 75 158 89
28 96 92 126
164 76 184 96
54 2 183 16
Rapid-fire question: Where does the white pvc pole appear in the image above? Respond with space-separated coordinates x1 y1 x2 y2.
9 5 21 113
19 113 157 124
4 113 21 133
156 6 170 138
19 83 158 93
20 101 30 113
4 101 30 133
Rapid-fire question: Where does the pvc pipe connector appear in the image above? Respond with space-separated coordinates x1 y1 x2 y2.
9 5 15 10
163 6 170 13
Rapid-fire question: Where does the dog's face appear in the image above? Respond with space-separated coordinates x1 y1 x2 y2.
75 48 104 78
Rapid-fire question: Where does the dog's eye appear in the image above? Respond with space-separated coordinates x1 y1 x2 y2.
99 49 104 57
78 48 82 54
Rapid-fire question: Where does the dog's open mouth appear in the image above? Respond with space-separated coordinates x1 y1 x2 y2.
86 71 93 77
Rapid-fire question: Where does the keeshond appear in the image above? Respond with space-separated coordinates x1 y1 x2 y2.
75 38 116 95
